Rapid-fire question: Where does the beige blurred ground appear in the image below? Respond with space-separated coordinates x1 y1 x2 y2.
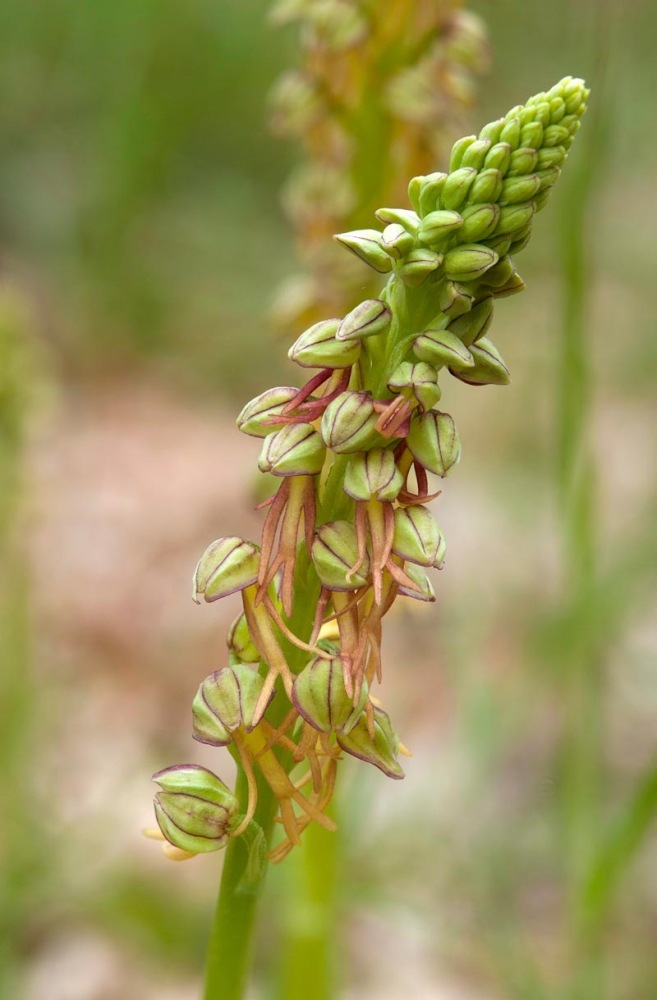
22 340 656 997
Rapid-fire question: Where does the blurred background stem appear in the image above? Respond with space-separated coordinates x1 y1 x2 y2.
0 291 33 997
555 4 614 996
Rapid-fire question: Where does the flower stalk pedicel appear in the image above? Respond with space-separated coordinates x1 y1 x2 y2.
151 78 589 999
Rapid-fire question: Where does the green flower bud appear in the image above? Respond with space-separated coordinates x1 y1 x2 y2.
499 117 521 149
292 656 367 735
565 121 581 144
513 215 534 241
396 248 442 287
441 167 477 210
479 118 504 144
413 327 474 371
227 613 260 664
531 101 551 128
543 123 570 146
561 75 587 104
448 134 476 172
508 147 539 175
484 236 512 256
529 191 548 215
258 423 326 477
484 142 512 174
479 256 514 289
417 172 448 217
507 105 543 131
564 81 586 114
510 231 532 252
153 764 238 854
417 209 463 246
407 175 424 215
336 299 392 342
520 121 543 148
536 166 561 192
337 705 405 779
334 229 393 274
192 664 273 746
500 174 541 205
438 281 474 318
460 138 493 171
289 318 360 369
443 243 498 282
407 411 461 477
193 537 260 603
450 337 510 386
387 361 441 411
535 146 566 170
374 207 420 235
321 391 380 454
237 386 299 438
459 203 500 242
494 201 535 236
344 449 403 502
154 764 238 809
550 96 566 122
490 271 526 298
392 505 446 568
446 297 493 347
312 520 370 591
398 563 436 602
381 223 415 259
469 168 503 204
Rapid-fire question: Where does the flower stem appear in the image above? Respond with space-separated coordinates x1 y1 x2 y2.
203 767 276 1000
276 814 339 1000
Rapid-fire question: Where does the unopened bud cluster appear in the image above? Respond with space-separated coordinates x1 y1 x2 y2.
268 0 489 332
152 79 588 863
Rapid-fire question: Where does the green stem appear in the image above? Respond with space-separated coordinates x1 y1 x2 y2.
203 768 275 1000
276 811 339 1000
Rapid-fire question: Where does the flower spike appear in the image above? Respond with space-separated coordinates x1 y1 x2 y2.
155 77 589 866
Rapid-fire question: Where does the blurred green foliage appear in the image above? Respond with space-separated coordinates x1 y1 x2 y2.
0 0 295 393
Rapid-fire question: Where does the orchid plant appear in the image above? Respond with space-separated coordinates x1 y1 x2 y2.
147 76 589 1000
